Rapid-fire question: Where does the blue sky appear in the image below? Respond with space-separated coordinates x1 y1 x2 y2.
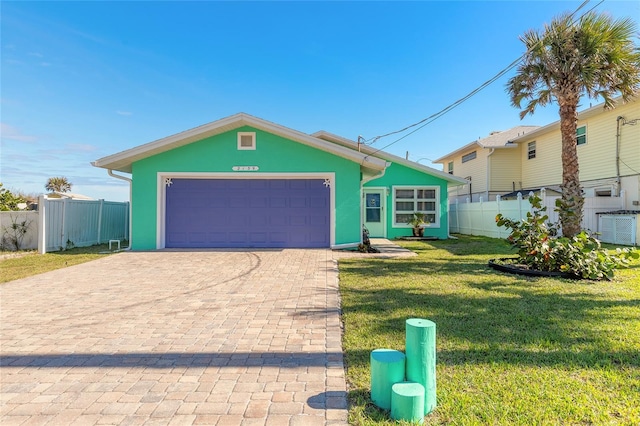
2 0 638 201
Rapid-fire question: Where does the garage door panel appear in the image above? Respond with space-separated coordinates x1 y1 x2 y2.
250 232 268 244
269 197 287 208
166 178 330 248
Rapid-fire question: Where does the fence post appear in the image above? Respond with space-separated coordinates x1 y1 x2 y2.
454 199 459 234
125 201 131 242
517 192 523 220
97 199 104 244
37 195 47 254
61 198 68 249
496 195 501 238
465 197 471 235
479 197 484 237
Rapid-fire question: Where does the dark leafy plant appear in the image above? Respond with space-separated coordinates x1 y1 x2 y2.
1 214 32 251
496 196 638 280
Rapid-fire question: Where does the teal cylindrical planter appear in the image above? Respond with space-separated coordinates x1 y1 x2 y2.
370 349 406 410
405 318 437 414
391 381 425 424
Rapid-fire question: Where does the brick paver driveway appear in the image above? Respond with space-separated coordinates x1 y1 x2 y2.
1 249 348 425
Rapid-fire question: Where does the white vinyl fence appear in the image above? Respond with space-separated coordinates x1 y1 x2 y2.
449 189 625 239
39 197 129 253
0 197 129 253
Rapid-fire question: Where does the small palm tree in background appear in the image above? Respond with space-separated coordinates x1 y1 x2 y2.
506 11 640 237
45 176 72 193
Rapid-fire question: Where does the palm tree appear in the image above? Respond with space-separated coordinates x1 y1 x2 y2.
45 176 72 193
506 11 640 237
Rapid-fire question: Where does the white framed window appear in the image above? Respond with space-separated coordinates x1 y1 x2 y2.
393 186 440 227
576 125 586 146
462 151 477 163
237 132 256 150
447 162 454 174
527 141 536 159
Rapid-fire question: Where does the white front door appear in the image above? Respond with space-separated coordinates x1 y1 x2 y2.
363 188 385 237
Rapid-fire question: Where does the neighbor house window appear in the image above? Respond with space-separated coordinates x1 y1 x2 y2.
393 186 440 227
447 162 454 174
237 132 256 150
527 141 536 159
462 151 477 163
576 125 586 145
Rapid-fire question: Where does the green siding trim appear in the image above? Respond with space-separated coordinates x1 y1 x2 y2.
130 126 361 250
364 163 450 239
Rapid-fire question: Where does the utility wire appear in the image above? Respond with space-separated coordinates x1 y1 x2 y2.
361 0 601 159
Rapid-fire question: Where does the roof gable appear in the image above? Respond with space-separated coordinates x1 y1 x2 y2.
93 113 387 173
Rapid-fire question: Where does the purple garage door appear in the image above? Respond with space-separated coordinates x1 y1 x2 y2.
165 179 330 248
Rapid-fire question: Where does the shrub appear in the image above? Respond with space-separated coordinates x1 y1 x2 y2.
496 196 638 280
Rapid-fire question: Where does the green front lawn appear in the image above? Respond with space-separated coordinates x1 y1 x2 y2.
339 235 640 425
0 244 122 284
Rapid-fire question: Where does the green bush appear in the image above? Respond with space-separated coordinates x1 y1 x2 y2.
496 196 638 280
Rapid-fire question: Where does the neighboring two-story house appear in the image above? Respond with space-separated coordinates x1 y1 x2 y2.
510 98 639 209
435 97 640 209
433 125 540 203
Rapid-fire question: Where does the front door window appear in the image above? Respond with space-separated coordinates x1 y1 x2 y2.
364 190 385 238
366 193 381 222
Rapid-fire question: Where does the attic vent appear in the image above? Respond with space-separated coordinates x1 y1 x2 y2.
237 132 256 150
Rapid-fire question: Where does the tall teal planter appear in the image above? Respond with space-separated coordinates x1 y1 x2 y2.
405 318 437 414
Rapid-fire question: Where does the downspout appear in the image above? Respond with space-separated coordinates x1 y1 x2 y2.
616 116 623 196
107 169 132 250
486 148 496 201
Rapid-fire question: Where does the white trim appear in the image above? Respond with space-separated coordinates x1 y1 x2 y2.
392 185 441 228
363 187 387 238
237 131 256 150
331 242 360 250
156 172 336 249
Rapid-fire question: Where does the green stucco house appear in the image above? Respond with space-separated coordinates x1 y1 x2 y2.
92 113 466 250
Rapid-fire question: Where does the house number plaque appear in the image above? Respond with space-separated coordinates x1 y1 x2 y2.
232 166 259 171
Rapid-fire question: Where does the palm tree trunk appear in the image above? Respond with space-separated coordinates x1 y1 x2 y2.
559 101 584 237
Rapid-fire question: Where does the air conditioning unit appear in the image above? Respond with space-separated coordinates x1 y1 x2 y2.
598 214 638 246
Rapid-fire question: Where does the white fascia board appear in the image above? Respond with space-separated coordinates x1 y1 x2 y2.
93 113 386 173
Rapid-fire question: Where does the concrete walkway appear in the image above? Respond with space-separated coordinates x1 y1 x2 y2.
0 250 350 425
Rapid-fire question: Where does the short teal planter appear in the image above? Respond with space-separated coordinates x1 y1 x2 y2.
391 381 425 424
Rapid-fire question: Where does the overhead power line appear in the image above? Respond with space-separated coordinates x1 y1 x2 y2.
362 0 601 159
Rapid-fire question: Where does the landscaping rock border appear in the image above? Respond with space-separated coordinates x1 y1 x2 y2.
488 258 580 280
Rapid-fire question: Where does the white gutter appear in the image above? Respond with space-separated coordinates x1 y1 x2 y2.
486 148 496 201
107 169 133 250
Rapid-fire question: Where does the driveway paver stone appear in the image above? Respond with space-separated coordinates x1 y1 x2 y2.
1 249 349 425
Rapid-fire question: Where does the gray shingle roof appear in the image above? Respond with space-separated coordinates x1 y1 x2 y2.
477 126 540 148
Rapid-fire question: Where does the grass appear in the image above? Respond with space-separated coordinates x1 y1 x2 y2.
0 243 123 284
338 235 640 425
